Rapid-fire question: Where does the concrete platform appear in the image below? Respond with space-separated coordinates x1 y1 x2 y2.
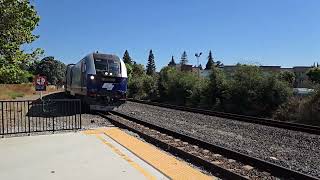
0 128 215 180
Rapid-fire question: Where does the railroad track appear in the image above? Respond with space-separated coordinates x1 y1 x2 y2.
99 111 318 180
128 99 320 135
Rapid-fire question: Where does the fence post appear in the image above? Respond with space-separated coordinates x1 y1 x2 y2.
1 102 4 136
28 101 31 135
52 116 55 133
79 100 81 129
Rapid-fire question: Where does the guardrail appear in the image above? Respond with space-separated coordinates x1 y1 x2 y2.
0 99 82 135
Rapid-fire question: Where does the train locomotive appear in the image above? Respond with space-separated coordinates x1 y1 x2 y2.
65 52 127 111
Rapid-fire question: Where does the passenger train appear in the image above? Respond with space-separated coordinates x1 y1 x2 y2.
65 52 127 111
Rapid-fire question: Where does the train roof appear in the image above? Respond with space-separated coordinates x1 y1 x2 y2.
92 53 120 61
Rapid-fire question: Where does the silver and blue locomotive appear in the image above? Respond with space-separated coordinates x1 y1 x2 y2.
65 52 127 111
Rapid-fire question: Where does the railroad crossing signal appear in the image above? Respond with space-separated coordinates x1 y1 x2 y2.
34 75 47 91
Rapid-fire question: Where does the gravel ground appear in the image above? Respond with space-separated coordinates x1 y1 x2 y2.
114 101 320 178
81 113 113 129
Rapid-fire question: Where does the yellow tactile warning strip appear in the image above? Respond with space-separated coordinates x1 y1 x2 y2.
83 129 156 180
100 127 215 180
94 134 157 180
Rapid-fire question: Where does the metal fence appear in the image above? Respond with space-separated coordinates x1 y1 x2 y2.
0 99 82 135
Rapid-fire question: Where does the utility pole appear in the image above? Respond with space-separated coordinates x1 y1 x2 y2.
195 52 202 77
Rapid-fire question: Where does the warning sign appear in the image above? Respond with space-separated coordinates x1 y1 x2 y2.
34 75 47 91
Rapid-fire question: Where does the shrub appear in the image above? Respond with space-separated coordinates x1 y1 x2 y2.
273 89 320 126
158 67 207 106
223 65 292 116
142 74 159 100
0 65 31 84
202 67 229 109
273 97 302 122
298 89 320 125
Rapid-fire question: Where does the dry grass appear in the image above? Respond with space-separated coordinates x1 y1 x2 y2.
0 84 34 100
0 84 61 100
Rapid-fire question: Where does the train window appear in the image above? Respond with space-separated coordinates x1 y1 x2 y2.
95 59 120 76
95 60 108 71
81 62 86 72
108 60 120 76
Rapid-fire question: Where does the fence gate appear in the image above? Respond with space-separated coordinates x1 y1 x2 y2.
0 99 82 135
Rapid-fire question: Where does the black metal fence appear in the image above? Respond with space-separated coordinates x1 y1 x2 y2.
0 99 82 135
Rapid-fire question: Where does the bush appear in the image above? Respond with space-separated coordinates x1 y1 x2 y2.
273 97 302 122
128 75 144 99
223 65 292 116
278 71 295 87
158 67 207 106
0 65 31 84
273 89 320 126
142 75 159 100
126 62 158 100
298 89 320 125
202 67 229 109
128 74 158 100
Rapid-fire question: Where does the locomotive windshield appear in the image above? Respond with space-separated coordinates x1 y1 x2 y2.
94 59 120 76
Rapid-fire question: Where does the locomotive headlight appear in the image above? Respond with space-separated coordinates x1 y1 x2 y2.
105 72 108 75
90 75 95 80
109 72 112 75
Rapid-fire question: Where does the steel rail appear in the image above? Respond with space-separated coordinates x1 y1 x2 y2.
100 112 249 180
102 111 319 180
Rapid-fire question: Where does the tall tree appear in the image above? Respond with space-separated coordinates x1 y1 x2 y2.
146 50 156 75
180 51 188 65
0 0 41 63
123 50 132 65
168 56 176 66
205 51 214 70
35 56 66 85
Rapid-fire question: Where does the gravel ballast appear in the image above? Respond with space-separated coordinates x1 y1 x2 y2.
114 101 320 178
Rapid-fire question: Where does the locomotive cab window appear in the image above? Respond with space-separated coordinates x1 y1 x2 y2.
95 59 121 76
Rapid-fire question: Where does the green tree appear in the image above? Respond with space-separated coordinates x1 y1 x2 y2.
126 63 145 83
205 51 214 70
278 71 296 86
132 63 145 76
125 63 133 80
0 0 41 63
307 68 320 84
142 75 158 100
35 56 66 85
123 50 132 65
158 66 206 106
146 50 156 75
203 67 229 108
168 56 176 66
223 65 292 116
0 64 32 84
180 51 188 65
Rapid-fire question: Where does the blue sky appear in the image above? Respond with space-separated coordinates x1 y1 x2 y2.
28 0 320 69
